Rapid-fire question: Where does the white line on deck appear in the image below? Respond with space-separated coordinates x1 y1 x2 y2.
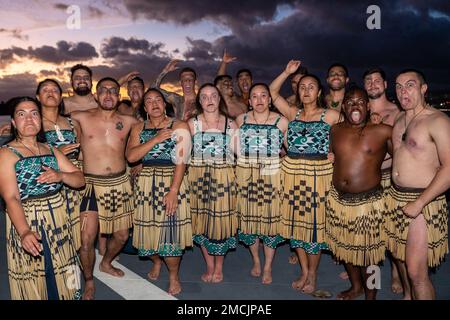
93 250 177 300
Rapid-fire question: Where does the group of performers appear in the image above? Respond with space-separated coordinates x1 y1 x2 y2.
0 53 449 300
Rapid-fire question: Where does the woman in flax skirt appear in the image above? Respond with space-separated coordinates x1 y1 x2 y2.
0 96 84 300
126 88 192 295
235 83 289 284
36 78 83 251
270 60 340 293
187 83 238 283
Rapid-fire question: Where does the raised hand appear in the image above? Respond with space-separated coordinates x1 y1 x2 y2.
118 71 140 86
285 60 302 75
222 49 237 64
163 59 182 73
37 166 62 184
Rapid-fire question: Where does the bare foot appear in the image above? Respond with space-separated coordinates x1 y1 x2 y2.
168 278 181 295
82 280 95 300
262 268 272 285
147 262 162 281
302 273 317 294
288 254 298 264
391 277 404 294
402 294 412 300
99 261 125 277
292 273 308 291
98 252 120 261
339 271 349 280
212 272 223 283
337 287 364 300
250 263 261 277
201 272 213 283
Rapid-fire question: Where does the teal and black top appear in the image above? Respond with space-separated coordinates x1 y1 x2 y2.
192 115 233 163
287 109 330 158
4 145 62 200
44 117 79 160
140 119 177 166
239 113 283 158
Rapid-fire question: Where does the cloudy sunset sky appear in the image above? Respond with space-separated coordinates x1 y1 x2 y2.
0 0 449 102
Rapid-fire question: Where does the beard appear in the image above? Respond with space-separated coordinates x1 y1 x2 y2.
329 82 345 91
368 90 384 100
74 86 91 96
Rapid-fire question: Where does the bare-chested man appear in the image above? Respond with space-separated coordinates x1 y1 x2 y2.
153 60 197 120
326 87 392 300
64 64 98 114
385 69 450 300
325 63 349 113
363 67 409 297
214 75 247 118
72 77 139 299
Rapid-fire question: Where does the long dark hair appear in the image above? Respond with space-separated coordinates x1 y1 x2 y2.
36 78 66 116
194 83 228 118
7 96 46 143
296 74 325 109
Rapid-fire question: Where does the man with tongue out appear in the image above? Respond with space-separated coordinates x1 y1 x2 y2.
325 87 392 300
384 69 450 300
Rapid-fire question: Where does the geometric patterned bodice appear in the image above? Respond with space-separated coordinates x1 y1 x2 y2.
287 110 330 156
44 117 79 160
140 119 177 166
239 113 284 158
4 145 62 200
192 115 234 163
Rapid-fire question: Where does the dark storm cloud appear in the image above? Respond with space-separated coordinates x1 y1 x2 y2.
92 37 172 84
39 70 58 77
0 41 98 67
0 73 38 101
30 41 99 63
0 47 28 68
170 0 450 92
184 37 216 61
123 0 297 32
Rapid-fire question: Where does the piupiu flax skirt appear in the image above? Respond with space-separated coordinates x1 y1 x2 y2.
6 191 81 300
236 157 284 247
325 185 386 266
384 183 448 268
80 171 134 235
63 159 82 251
133 165 192 257
189 160 237 255
280 155 333 252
